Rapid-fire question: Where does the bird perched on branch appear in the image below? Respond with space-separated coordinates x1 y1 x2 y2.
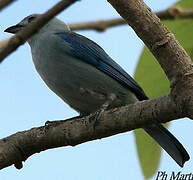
5 14 190 167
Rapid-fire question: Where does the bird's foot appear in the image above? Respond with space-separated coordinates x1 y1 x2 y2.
89 109 104 128
89 93 117 128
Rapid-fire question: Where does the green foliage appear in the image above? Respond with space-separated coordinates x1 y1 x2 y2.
134 0 193 178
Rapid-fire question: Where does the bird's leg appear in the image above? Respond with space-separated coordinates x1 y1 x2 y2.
89 93 117 127
45 94 116 127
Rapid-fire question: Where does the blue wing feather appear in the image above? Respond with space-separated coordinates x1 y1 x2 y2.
56 32 148 100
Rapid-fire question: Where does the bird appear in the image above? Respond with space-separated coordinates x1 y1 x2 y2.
5 14 190 167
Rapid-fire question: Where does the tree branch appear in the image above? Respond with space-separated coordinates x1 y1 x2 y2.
69 7 193 32
69 18 126 32
157 6 193 20
0 0 78 63
0 0 16 11
0 39 9 50
0 95 183 170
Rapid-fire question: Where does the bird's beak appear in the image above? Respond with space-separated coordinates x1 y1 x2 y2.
4 24 24 34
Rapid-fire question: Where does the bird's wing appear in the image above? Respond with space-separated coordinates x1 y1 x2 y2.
56 31 148 100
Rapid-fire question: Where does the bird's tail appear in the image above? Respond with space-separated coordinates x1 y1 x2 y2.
143 123 190 167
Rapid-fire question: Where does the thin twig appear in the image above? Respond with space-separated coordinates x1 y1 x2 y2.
69 7 193 31
0 39 9 50
0 0 16 11
157 6 193 20
69 18 126 31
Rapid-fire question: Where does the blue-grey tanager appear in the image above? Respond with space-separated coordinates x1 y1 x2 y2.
5 14 190 167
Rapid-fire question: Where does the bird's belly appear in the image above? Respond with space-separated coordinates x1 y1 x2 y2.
33 55 138 114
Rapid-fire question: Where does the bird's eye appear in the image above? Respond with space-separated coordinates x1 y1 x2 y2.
28 16 36 23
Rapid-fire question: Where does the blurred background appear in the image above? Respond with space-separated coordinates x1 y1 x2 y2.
0 0 193 179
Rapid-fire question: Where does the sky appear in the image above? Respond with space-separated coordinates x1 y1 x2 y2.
0 0 193 180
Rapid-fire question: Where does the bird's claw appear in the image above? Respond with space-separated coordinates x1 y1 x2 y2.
89 109 103 129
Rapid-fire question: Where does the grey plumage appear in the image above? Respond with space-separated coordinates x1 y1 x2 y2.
4 14 190 167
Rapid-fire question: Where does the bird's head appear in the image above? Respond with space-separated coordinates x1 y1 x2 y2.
4 14 70 35
4 14 39 34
